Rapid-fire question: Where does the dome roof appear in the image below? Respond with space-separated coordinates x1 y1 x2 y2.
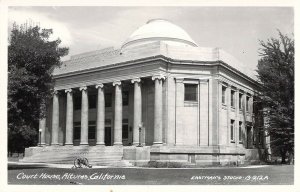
121 19 198 49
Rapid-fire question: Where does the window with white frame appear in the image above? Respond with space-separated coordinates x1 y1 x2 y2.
222 86 227 104
231 90 236 108
239 121 243 143
239 93 243 110
246 96 250 112
230 119 235 142
184 84 198 101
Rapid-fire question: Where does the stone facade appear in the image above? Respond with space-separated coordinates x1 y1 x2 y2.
23 19 266 166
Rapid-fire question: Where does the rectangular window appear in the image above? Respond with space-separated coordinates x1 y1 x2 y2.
184 84 198 101
105 93 112 107
122 119 129 139
88 121 96 139
222 86 226 104
239 93 243 110
74 95 81 110
122 91 129 106
239 121 242 142
73 122 81 140
88 95 97 109
230 120 235 142
105 119 111 126
231 90 235 108
246 96 250 112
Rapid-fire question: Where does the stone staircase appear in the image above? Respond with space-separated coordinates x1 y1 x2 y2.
20 146 133 167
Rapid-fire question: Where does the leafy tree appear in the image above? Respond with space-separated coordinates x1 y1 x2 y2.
257 31 294 163
8 23 69 154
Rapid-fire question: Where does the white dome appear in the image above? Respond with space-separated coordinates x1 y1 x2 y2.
121 19 198 49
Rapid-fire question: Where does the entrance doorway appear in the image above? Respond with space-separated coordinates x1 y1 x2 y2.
122 119 130 145
105 119 112 146
105 127 112 146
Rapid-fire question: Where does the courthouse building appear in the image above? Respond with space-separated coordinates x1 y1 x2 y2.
22 19 266 166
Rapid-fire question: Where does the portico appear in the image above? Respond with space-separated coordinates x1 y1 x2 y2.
46 75 166 147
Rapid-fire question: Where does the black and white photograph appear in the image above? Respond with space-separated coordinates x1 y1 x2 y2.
0 1 297 191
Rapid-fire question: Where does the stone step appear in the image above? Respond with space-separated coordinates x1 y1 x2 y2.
25 151 123 156
36 150 124 153
27 153 123 158
22 154 124 162
20 158 133 167
25 146 124 152
22 146 134 167
22 157 123 162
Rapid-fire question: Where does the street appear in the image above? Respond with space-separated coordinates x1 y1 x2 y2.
8 165 293 185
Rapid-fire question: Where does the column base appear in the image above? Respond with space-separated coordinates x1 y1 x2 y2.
113 142 123 146
64 143 74 145
51 143 59 146
80 142 89 145
132 142 140 146
96 142 105 145
153 142 163 146
175 143 184 146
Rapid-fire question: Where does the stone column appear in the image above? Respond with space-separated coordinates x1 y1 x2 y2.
80 86 89 145
51 90 59 145
175 78 184 145
96 83 105 145
152 75 165 145
113 81 123 145
39 118 46 145
65 89 73 145
131 78 142 146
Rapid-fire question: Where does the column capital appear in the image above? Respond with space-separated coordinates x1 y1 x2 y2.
131 78 141 84
238 89 245 94
52 89 59 95
95 83 104 89
113 81 121 86
230 85 237 91
152 75 165 81
65 88 72 93
79 86 87 91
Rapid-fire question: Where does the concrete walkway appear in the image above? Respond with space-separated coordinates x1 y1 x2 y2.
8 161 270 169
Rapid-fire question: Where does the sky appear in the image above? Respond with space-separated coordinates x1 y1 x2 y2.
8 6 294 75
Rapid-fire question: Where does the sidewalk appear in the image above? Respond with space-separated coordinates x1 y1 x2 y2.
8 161 271 169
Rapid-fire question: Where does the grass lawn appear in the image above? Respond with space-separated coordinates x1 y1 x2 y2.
8 165 293 185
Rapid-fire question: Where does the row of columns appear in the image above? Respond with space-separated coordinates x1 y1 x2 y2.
41 76 165 146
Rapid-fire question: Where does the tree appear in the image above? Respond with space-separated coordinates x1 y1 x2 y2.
256 31 294 164
8 22 69 154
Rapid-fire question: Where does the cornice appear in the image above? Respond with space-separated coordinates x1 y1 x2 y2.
53 55 259 88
